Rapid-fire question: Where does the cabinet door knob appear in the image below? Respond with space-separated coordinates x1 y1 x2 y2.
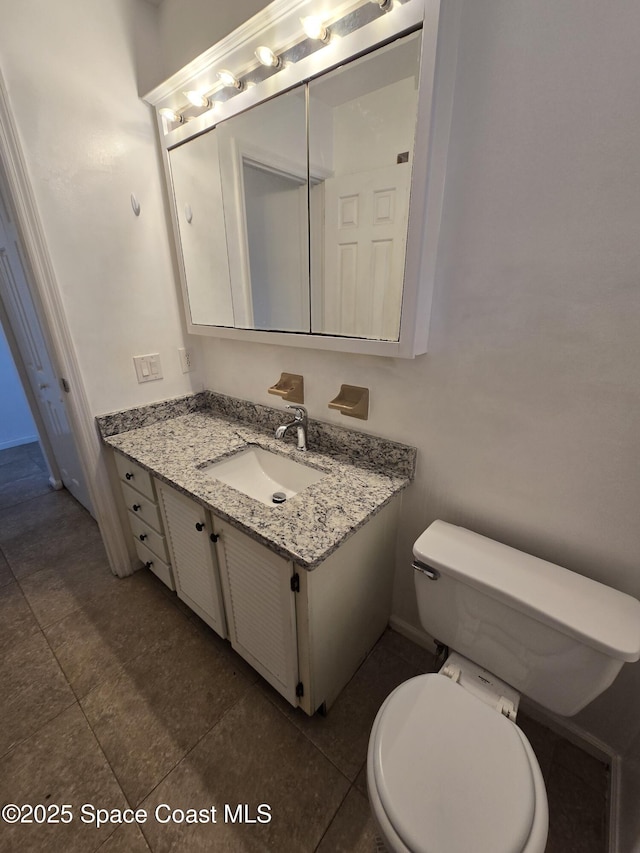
139 533 147 541
132 504 141 512
125 472 134 480
145 561 153 569
210 533 219 543
195 522 205 532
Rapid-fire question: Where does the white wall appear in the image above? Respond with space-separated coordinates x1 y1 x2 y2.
197 0 640 789
0 0 200 416
0 321 37 450
153 0 271 87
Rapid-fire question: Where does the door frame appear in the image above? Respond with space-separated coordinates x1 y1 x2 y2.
0 70 131 576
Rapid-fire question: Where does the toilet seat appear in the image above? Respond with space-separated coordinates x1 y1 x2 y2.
368 673 547 853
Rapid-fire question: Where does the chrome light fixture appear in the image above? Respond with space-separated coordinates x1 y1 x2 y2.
184 90 212 109
255 45 282 68
301 16 330 43
217 69 243 89
159 107 183 123
370 0 393 10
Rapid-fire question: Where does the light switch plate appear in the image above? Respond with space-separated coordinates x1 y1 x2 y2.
133 353 163 383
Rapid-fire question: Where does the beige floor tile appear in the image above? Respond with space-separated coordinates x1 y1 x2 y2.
0 704 129 853
0 579 40 654
354 764 368 799
97 823 151 852
260 644 422 781
140 686 350 853
517 713 560 780
0 631 75 757
44 570 200 697
81 624 253 806
376 627 437 673
18 540 120 628
0 490 103 581
552 736 610 797
545 762 607 853
0 472 52 511
316 787 378 853
0 546 14 588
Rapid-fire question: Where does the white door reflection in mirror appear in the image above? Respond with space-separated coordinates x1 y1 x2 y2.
217 87 309 332
309 31 421 341
168 130 234 326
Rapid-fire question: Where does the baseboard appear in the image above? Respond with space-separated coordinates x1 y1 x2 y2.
609 754 622 853
388 615 437 653
0 435 38 450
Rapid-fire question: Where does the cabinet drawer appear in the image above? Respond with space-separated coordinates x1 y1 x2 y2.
114 453 155 500
127 511 169 563
134 538 175 591
120 481 163 532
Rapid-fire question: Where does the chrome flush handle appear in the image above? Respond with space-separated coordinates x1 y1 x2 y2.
412 560 440 580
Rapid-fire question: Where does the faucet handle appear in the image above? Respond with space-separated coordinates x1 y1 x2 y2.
286 404 307 420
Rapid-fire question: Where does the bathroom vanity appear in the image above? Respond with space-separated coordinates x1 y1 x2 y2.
98 392 416 715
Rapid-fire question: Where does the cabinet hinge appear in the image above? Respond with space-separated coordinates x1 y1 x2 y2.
290 573 300 593
210 533 219 543
296 681 304 698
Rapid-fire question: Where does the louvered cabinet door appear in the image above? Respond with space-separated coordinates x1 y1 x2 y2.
155 481 226 638
215 518 299 707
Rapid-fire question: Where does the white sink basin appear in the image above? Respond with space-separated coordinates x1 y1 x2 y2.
201 446 326 506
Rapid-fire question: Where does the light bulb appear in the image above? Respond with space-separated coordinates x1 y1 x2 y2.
217 69 243 89
159 107 183 124
255 45 281 68
185 90 211 109
301 16 330 43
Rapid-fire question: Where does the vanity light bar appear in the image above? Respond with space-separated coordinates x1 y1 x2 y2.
185 90 212 108
301 16 331 43
159 107 183 124
255 45 282 68
162 0 402 127
217 69 243 89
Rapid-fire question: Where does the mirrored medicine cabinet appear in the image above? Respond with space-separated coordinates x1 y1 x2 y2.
145 0 461 358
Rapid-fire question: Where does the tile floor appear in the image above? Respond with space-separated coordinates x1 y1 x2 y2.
0 442 610 852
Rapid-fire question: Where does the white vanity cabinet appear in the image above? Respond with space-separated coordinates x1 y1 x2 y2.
124 472 399 715
214 517 300 706
114 452 174 590
155 480 227 639
213 500 400 716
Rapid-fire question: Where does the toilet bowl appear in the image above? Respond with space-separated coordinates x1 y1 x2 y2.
367 668 548 853
367 520 640 853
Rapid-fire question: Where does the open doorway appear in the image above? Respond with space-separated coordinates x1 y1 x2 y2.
0 161 93 515
0 318 52 509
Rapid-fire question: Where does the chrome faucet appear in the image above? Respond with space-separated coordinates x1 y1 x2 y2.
275 404 308 451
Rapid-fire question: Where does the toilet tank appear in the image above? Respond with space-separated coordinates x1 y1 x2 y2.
413 521 640 716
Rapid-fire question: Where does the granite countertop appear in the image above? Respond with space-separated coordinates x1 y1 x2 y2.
99 392 416 570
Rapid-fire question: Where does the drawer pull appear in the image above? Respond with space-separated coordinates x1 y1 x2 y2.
139 533 147 541
132 504 141 512
125 472 134 480
195 522 205 532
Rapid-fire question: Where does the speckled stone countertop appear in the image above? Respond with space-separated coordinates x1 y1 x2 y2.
98 392 416 570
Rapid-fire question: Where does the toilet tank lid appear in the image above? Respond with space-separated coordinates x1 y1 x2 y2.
414 521 640 662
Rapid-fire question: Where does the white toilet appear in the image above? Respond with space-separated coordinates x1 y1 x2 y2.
368 520 640 853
